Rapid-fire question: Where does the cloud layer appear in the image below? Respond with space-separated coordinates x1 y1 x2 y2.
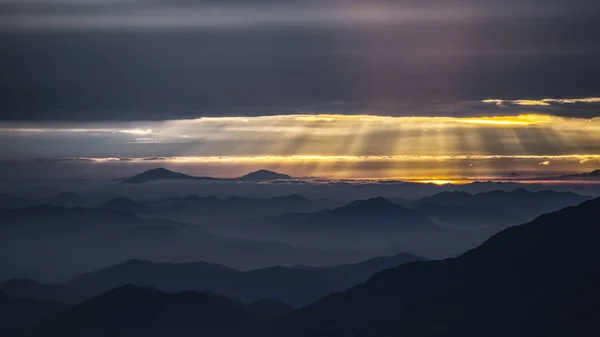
1 1 599 120
2 113 600 179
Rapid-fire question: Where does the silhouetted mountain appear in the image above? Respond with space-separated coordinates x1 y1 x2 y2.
0 205 189 281
273 197 600 337
100 197 148 213
0 205 151 237
420 189 591 218
0 290 66 336
0 279 84 304
555 169 600 180
48 192 86 207
66 253 423 306
0 192 98 209
121 168 293 184
1 205 392 282
269 195 309 202
99 194 335 222
281 197 439 231
27 285 265 337
121 168 220 184
236 170 292 181
413 202 521 229
68 259 237 298
259 197 464 254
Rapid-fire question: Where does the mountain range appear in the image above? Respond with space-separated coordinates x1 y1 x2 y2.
121 168 292 184
419 189 591 218
274 196 600 337
1 252 423 307
100 194 337 222
25 286 270 337
4 196 600 336
554 169 600 180
0 290 67 336
0 205 405 282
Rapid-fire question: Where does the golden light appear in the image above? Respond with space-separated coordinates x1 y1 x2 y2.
4 111 600 181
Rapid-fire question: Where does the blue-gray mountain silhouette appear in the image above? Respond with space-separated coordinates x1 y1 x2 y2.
27 286 267 337
236 170 292 181
121 168 293 184
120 168 220 184
274 196 600 337
419 189 591 218
279 197 440 231
0 205 403 282
0 290 66 336
556 169 600 180
12 197 600 337
2 253 423 307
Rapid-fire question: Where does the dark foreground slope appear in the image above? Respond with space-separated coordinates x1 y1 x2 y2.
26 286 267 337
274 197 600 337
0 291 66 336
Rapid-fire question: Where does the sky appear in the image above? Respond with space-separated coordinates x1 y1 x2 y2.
1 0 600 180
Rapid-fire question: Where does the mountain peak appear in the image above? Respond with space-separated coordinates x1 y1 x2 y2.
270 195 309 202
146 167 171 173
343 197 400 210
557 169 600 179
121 168 195 184
236 170 292 181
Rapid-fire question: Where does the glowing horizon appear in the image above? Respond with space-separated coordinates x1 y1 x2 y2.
2 111 600 180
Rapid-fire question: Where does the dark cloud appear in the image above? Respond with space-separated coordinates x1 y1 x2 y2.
0 1 599 120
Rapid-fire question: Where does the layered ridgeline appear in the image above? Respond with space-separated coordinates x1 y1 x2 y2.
1 253 423 307
0 205 404 282
121 168 292 184
0 290 66 336
249 197 477 256
26 286 273 337
274 196 600 337
419 189 591 219
15 197 600 337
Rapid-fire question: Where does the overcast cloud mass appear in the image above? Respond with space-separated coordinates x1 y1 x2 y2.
1 0 600 179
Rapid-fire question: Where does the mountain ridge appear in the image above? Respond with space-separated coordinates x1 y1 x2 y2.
273 196 600 336
2 253 424 307
121 168 294 184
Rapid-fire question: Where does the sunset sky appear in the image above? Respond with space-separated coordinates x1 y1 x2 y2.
1 1 599 180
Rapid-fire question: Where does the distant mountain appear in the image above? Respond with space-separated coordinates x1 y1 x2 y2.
1 205 394 282
0 279 84 304
0 192 98 209
48 192 86 207
100 197 143 212
555 169 600 180
121 168 293 184
22 197 600 337
419 189 592 218
262 197 463 254
280 197 439 231
236 170 292 181
120 168 220 184
27 286 266 337
273 197 600 337
0 290 66 336
413 202 522 229
0 205 188 281
100 194 336 222
63 252 423 306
